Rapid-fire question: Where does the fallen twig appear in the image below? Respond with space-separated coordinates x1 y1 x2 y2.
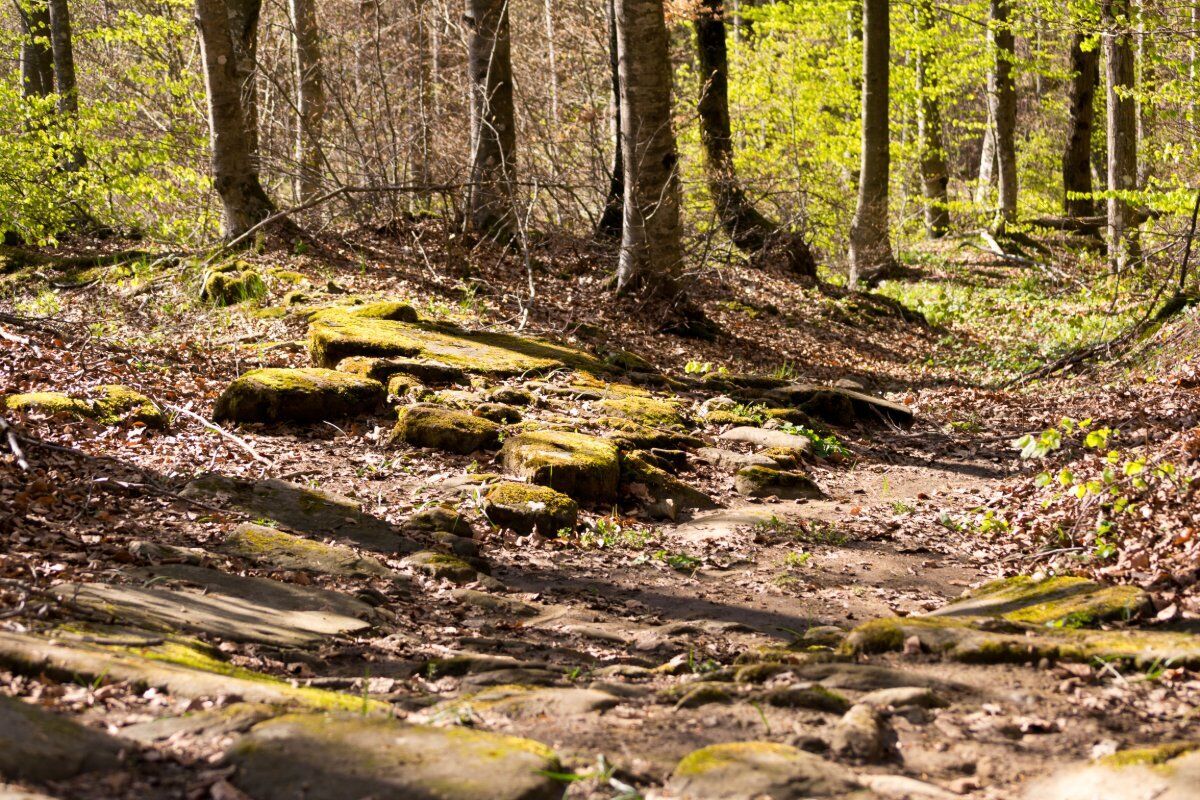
0 417 29 470
165 403 273 467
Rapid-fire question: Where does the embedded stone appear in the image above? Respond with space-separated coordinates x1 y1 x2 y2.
763 685 851 713
501 429 620 503
735 466 824 499
213 367 384 424
668 742 859 799
830 704 893 762
224 523 393 578
483 386 534 406
391 404 501 454
483 481 578 536
473 402 523 424
0 695 123 782
696 447 776 470
719 426 815 451
405 505 475 538
930 575 1152 627
621 451 717 517
402 551 480 584
766 384 914 427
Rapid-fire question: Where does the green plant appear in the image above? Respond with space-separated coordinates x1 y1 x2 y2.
777 422 850 458
783 551 812 568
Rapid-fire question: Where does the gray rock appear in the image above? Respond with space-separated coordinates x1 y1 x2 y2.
719 426 815 451
213 367 384 424
438 686 621 719
0 696 124 782
858 774 958 799
735 466 824 499
392 404 501 454
228 713 563 800
858 686 949 710
668 741 860 799
451 589 542 618
766 384 914 427
1023 748 1200 800
501 430 620 504
763 685 851 713
482 481 578 536
224 523 393 577
119 703 275 744
405 505 476 538
830 704 893 762
402 551 480 584
696 446 775 470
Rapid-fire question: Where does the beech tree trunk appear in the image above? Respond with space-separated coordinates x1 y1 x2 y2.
614 0 683 297
17 1 54 99
195 0 276 239
848 0 895 287
47 0 83 170
226 0 263 154
1063 33 1099 217
975 107 996 205
914 0 949 238
694 0 815 274
1104 0 1139 268
464 0 516 237
596 0 624 238
988 0 1017 225
290 0 325 201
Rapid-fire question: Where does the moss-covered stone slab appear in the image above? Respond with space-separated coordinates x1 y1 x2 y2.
474 402 523 424
54 564 374 648
213 367 384 424
402 551 480 584
308 309 611 376
3 391 93 419
622 452 717 518
598 417 704 451
227 713 563 800
404 505 475 537
842 615 1200 669
182 473 412 553
1024 746 1200 800
484 386 535 406
667 742 861 799
735 466 824 499
762 685 851 713
501 429 620 504
336 355 466 386
391 404 501 454
431 685 620 722
119 702 276 744
483 481 578 536
595 393 687 429
0 695 124 782
0 632 388 712
719 426 815 452
930 575 1151 627
766 384 914 427
451 589 543 618
223 523 393 578
696 447 776 470
3 385 164 427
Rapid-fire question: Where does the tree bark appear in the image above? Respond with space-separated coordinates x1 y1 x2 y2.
614 0 684 297
694 0 814 273
848 0 895 287
914 0 949 238
16 1 54 99
1063 33 1099 217
596 0 624 238
226 0 263 154
1104 0 1139 269
975 106 996 205
988 0 1017 226
195 0 276 239
289 0 325 201
464 0 516 237
46 0 83 170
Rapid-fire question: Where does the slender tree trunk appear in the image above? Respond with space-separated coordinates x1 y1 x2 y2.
1063 33 1099 217
464 0 516 237
988 0 1017 226
543 0 559 127
290 0 325 201
614 0 683 297
195 0 276 239
848 0 895 287
226 0 263 154
975 106 996 204
597 0 624 238
914 0 949 238
1104 0 1139 268
16 1 55 98
414 0 433 189
47 0 83 170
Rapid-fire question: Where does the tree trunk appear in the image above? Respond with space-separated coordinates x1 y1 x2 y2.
464 0 516 237
694 0 815 273
975 107 996 205
988 0 1017 226
614 0 683 297
596 0 624 238
17 1 55 99
544 0 559 127
47 0 83 170
914 0 949 238
1062 33 1099 217
1104 0 1139 269
290 0 325 201
848 0 895 287
195 0 276 239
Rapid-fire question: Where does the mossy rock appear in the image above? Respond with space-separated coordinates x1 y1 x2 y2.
930 575 1152 627
735 466 824 499
346 301 420 321
402 551 480 584
224 523 392 578
336 356 465 386
386 373 423 399
201 268 266 306
424 389 478 409
500 430 620 504
703 409 763 427
483 386 534 406
668 741 859 799
213 368 384 424
391 404 500 454
483 481 578 536
92 385 165 427
227 713 563 800
596 417 704 450
596 393 687 429
763 685 851 714
307 309 610 376
1027 744 1200 799
0 695 123 782
404 505 475 538
3 391 94 421
473 402 523 424
621 452 717 517
762 446 809 469
704 373 792 392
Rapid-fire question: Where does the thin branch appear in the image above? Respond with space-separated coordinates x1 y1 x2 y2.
164 404 273 467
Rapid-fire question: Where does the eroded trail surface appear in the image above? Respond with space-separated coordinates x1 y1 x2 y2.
3 273 1200 800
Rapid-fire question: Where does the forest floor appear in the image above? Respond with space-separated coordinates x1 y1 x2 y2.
1 225 1199 800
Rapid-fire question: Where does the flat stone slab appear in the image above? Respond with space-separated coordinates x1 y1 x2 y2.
119 702 276 744
718 426 815 451
55 564 374 647
308 309 611 377
431 685 621 722
0 695 124 782
223 523 394 578
929 575 1151 627
696 447 776 470
667 741 861 799
182 473 413 553
766 384 915 427
501 430 620 504
0 632 387 712
213 367 384 424
1024 746 1200 800
227 713 564 800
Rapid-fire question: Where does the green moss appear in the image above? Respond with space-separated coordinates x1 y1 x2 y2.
762 446 807 469
345 301 419 321
764 684 851 713
593 417 703 450
213 368 384 424
271 270 309 284
838 617 909 655
596 394 686 429
484 481 578 535
225 523 390 577
734 466 823 500
93 385 164 427
675 742 799 777
500 430 620 503
1098 743 1199 769
392 404 500 454
402 551 478 583
387 373 423 398
703 410 762 426
4 391 92 419
201 268 266 306
940 575 1151 627
483 386 534 406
